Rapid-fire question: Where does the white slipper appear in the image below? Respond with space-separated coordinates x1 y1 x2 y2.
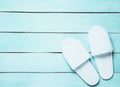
88 26 113 79
62 38 99 86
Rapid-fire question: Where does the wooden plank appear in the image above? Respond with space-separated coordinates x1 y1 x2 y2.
0 0 119 12
0 13 120 32
0 53 70 72
0 73 119 87
0 53 119 72
0 34 119 52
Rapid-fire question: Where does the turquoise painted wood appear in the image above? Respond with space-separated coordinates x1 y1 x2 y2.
0 53 71 72
0 34 119 52
0 14 120 32
0 53 119 72
0 0 120 86
0 73 119 87
0 0 119 12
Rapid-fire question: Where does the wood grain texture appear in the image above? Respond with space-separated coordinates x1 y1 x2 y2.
0 53 119 72
0 0 120 86
0 73 119 87
0 34 119 52
0 14 120 32
0 0 120 12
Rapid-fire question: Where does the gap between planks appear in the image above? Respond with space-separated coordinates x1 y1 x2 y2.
0 52 119 54
1 11 120 14
0 72 119 74
0 32 119 34
0 72 73 74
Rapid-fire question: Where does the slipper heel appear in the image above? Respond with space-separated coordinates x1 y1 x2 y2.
62 38 99 85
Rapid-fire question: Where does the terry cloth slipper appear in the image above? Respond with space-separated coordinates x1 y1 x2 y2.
88 26 113 79
62 38 99 86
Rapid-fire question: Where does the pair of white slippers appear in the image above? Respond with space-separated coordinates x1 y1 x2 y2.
62 26 113 86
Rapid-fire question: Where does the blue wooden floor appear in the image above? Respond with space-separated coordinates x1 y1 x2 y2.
0 0 120 87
